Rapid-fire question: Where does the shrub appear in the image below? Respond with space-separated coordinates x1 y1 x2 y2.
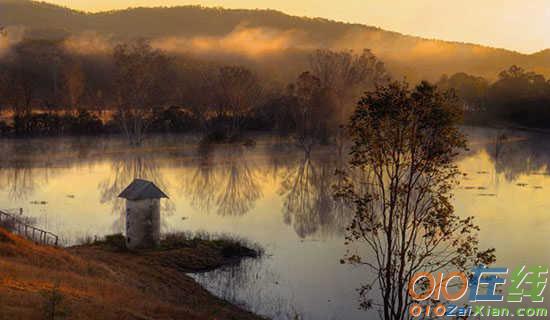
102 233 126 250
161 231 264 257
41 281 67 320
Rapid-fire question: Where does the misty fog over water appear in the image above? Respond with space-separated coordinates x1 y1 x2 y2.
0 127 549 318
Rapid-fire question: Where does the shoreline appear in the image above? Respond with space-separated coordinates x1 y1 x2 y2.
0 228 265 319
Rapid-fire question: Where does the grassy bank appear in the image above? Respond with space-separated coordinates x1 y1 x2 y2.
76 232 263 272
0 228 264 319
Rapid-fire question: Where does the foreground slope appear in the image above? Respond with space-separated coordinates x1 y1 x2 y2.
0 228 262 320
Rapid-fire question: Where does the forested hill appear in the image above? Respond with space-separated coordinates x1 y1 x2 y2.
0 0 360 41
1 0 550 81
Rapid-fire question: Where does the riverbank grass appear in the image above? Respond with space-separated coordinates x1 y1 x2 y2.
0 227 264 319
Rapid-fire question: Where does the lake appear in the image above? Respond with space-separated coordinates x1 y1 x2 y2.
1 127 549 319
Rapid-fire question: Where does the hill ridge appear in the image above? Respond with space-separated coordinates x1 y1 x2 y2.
2 0 550 80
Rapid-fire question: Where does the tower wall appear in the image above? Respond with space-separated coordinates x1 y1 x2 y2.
125 198 160 249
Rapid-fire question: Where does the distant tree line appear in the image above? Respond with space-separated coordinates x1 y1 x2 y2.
1 37 548 143
0 38 388 145
438 66 550 128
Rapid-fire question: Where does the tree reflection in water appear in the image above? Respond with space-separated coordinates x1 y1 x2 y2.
278 146 351 238
464 127 550 182
184 143 262 216
487 130 550 180
0 164 38 201
0 137 128 203
2 129 549 240
184 141 353 238
0 140 61 201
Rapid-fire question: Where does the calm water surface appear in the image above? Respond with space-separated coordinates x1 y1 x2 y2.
1 127 549 319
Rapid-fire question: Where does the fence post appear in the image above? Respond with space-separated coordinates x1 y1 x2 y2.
0 209 59 247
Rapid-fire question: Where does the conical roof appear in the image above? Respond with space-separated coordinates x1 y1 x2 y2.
118 179 168 201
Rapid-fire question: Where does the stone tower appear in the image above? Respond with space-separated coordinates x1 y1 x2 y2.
118 179 168 249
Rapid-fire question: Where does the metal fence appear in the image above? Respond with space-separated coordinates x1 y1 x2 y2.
0 209 59 246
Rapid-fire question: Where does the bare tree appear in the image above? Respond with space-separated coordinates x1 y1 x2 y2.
290 71 336 153
208 66 262 140
336 81 495 320
113 40 173 145
62 60 85 111
8 46 41 116
174 60 216 133
309 49 389 146
1 40 64 122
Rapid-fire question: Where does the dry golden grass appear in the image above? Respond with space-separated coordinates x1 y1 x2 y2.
0 228 263 320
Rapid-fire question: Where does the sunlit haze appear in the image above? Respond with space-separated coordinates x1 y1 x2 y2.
42 0 550 53
3 0 550 319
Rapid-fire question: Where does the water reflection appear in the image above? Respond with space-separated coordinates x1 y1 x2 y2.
190 258 305 320
0 140 63 201
278 148 350 238
184 144 262 216
0 136 358 241
2 129 547 238
0 129 549 319
0 164 38 200
184 143 218 213
466 128 550 181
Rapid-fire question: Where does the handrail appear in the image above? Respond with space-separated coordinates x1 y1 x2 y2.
0 209 59 246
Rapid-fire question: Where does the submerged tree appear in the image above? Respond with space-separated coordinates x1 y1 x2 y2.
336 81 495 320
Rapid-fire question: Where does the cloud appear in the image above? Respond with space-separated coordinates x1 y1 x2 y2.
62 32 113 55
151 25 313 59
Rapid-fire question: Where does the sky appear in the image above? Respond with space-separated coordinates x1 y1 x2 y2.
42 0 550 53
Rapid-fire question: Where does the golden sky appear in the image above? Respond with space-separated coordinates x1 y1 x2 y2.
43 0 550 53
